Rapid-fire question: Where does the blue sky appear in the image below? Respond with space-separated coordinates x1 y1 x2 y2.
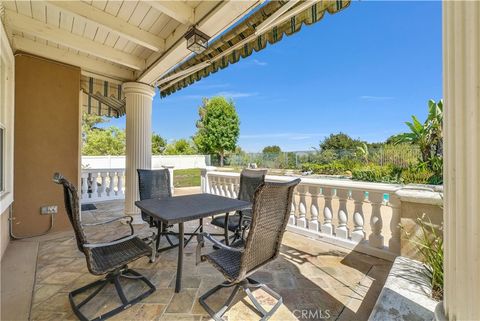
106 1 442 152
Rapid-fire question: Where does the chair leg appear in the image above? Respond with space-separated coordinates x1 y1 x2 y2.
69 268 156 321
199 278 282 321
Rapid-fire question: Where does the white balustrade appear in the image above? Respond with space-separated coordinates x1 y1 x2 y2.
201 170 442 261
81 169 126 203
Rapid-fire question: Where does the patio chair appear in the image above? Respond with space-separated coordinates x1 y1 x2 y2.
196 178 301 321
137 169 190 250
53 173 156 321
210 168 267 244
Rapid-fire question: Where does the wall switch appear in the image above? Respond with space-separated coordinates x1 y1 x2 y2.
40 205 58 215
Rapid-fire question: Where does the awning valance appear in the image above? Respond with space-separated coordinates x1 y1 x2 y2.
158 0 351 97
81 76 125 117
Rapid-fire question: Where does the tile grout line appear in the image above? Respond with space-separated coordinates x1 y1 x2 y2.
28 240 40 321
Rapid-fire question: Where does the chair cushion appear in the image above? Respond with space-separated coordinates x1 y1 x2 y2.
85 236 151 275
210 211 252 232
203 240 245 282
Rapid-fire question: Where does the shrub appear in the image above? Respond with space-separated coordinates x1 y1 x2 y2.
301 162 348 175
352 165 402 183
401 214 444 300
400 167 434 184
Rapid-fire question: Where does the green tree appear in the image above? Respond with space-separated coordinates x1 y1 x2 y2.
193 96 240 166
82 126 126 155
152 133 167 155
356 142 369 163
164 139 197 155
262 145 281 154
319 133 364 151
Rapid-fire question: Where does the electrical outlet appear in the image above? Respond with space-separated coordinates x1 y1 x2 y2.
40 205 58 215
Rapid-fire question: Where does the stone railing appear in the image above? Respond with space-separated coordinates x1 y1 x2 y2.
81 166 174 203
201 168 443 261
81 169 125 202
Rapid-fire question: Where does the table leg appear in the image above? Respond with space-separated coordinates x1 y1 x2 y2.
199 218 204 247
224 212 230 246
175 222 184 293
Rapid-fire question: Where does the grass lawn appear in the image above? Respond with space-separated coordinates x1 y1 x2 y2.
174 168 201 187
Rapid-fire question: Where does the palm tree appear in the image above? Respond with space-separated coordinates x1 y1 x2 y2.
395 99 443 163
356 143 369 163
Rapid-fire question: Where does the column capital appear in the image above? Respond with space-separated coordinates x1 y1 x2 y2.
123 82 155 97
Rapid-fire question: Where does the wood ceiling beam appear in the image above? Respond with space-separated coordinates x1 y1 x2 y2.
5 10 145 70
145 1 195 25
47 1 165 52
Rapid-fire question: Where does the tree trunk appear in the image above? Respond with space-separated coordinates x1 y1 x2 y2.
220 152 224 167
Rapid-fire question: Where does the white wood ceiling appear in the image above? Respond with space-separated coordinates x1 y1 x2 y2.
0 1 261 84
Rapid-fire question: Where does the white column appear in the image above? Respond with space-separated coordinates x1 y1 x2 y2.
438 2 480 320
123 82 155 223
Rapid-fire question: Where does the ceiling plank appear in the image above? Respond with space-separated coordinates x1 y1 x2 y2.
46 1 165 52
5 10 145 70
12 36 135 81
145 1 194 25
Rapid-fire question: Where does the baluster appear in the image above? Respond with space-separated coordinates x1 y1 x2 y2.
218 177 225 196
351 190 366 242
289 193 298 226
99 172 107 198
297 185 307 228
368 192 385 248
107 171 115 197
233 178 240 198
335 189 350 239
211 178 219 195
90 171 98 199
309 186 320 232
117 171 124 197
81 172 89 199
388 194 402 254
225 178 232 198
321 187 334 235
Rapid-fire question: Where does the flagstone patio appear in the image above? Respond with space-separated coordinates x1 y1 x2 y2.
26 199 391 321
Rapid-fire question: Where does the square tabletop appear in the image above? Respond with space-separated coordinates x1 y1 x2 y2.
135 193 251 225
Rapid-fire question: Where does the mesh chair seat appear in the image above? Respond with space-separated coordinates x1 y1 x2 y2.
210 210 251 232
86 237 152 275
203 240 245 282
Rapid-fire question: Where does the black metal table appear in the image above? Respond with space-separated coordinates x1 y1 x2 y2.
135 193 251 293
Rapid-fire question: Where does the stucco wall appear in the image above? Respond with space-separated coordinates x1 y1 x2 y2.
400 201 443 260
13 54 80 236
0 208 9 260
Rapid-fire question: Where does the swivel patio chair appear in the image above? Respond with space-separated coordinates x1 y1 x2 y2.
210 168 267 245
53 173 156 321
196 178 301 321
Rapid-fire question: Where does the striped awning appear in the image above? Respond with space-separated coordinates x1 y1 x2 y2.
81 76 125 117
158 0 351 97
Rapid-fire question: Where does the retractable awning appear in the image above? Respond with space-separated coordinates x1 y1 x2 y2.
81 76 125 117
158 0 351 97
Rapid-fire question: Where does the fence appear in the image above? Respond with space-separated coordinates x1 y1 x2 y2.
210 145 421 170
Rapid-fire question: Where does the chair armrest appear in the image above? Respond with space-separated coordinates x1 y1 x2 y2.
83 234 137 249
83 216 134 236
196 232 243 265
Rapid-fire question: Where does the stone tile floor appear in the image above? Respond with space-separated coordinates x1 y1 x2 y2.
29 200 391 321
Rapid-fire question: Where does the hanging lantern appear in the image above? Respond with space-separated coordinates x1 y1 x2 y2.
184 26 210 54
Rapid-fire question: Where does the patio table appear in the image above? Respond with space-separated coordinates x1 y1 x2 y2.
135 193 251 292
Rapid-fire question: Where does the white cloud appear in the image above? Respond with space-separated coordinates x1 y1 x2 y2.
215 91 258 98
359 95 395 101
252 59 268 66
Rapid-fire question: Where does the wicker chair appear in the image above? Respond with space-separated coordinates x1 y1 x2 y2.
53 173 156 321
210 168 267 244
196 178 300 321
137 169 175 248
